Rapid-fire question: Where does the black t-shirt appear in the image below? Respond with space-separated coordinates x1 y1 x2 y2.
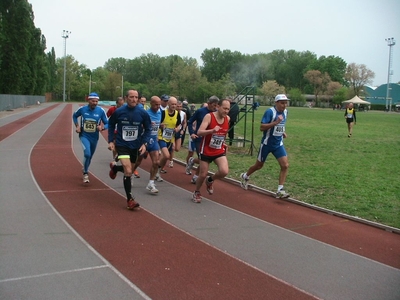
228 102 240 123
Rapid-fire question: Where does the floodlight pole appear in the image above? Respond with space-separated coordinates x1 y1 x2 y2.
385 37 395 112
62 30 71 102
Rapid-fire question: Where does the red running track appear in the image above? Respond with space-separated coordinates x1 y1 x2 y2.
4 103 399 299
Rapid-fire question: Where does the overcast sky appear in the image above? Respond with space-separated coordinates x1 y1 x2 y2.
29 0 400 86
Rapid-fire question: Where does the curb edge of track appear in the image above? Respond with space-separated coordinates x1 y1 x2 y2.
172 158 400 235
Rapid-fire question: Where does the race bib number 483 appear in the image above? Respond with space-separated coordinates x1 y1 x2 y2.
122 126 138 141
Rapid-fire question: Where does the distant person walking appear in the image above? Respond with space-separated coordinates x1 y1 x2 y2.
344 102 356 137
192 99 230 203
240 94 290 199
107 89 152 210
72 92 108 183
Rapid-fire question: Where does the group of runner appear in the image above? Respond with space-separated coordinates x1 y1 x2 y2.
72 91 291 209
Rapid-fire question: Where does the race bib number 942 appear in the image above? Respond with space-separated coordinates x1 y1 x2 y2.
122 126 138 141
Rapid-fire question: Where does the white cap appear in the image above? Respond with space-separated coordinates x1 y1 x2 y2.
275 94 290 102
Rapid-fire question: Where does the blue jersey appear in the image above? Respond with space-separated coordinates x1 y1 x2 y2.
108 104 151 149
260 107 288 148
72 105 108 141
146 108 162 138
187 107 215 142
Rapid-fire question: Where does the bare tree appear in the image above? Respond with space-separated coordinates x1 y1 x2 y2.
345 63 375 96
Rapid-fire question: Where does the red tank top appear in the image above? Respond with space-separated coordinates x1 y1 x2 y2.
200 113 229 156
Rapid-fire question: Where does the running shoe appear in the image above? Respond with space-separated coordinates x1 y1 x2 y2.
133 170 140 178
192 191 202 203
83 173 89 183
155 174 164 182
240 173 249 190
109 162 117 179
146 183 159 194
191 175 197 184
127 198 140 210
206 176 214 195
186 157 195 175
276 190 290 199
160 168 167 174
169 161 174 168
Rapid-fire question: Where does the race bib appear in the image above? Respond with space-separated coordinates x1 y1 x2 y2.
273 125 285 136
151 124 159 136
162 128 174 140
122 126 138 141
347 114 353 118
83 120 97 133
209 134 224 149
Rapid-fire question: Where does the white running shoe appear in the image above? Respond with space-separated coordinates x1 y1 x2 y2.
191 175 198 184
146 183 159 193
83 173 89 183
276 190 290 199
169 161 174 168
155 174 163 182
240 173 249 190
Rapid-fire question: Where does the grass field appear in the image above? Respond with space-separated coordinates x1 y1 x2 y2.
175 107 400 229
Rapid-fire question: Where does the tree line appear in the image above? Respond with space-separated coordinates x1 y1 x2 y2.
1 0 376 106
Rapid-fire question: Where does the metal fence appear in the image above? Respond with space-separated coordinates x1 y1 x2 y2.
0 94 45 112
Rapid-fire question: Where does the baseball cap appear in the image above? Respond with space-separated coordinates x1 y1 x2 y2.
88 92 100 100
274 94 289 102
160 94 170 101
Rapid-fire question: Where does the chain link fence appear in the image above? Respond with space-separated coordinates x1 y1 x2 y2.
0 94 45 112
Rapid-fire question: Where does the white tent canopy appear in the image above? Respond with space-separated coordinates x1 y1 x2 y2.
342 95 371 104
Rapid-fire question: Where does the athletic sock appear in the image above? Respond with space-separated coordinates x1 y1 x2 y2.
123 176 132 199
278 185 284 191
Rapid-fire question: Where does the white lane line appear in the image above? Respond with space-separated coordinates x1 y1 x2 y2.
0 265 108 283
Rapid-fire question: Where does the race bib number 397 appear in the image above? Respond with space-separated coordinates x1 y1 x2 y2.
122 126 138 141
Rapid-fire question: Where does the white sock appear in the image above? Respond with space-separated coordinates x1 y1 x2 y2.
149 180 154 185
278 185 284 191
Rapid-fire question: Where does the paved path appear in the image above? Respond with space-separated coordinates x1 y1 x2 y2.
1 103 399 300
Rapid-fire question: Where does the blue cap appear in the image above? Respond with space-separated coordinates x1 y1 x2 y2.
88 92 100 100
160 94 170 101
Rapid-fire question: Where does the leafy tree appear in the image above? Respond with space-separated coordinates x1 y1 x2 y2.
260 80 285 105
308 55 347 85
104 57 127 74
287 88 306 107
304 70 331 106
345 63 375 97
332 87 349 105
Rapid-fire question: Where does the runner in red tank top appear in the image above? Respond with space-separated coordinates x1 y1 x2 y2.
191 99 231 203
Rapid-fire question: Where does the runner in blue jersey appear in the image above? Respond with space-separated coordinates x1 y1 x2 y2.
185 96 219 184
240 94 291 198
72 92 108 183
107 89 152 210
144 96 162 193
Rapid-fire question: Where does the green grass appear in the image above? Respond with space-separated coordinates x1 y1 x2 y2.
175 107 400 229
